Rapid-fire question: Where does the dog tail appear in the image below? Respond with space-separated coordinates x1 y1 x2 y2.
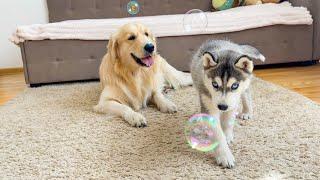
160 58 193 89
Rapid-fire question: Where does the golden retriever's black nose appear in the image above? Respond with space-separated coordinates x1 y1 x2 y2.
144 43 154 53
218 104 228 111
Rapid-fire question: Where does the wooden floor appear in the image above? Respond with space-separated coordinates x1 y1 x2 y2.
0 71 26 105
254 64 320 103
0 64 319 105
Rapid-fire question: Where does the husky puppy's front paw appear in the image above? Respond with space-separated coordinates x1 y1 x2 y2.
124 111 147 128
215 145 235 169
225 131 234 145
158 100 177 114
237 113 252 120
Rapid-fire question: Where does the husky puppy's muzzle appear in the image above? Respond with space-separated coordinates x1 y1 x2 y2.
131 43 155 67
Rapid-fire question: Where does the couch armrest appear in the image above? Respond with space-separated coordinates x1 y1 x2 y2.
290 0 320 59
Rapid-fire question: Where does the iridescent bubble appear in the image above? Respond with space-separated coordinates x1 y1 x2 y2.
127 0 140 15
183 9 208 32
185 114 219 152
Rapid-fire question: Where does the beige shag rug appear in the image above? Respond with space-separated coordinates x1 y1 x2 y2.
0 78 319 179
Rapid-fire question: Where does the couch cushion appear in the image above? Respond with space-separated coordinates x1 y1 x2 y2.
21 24 313 84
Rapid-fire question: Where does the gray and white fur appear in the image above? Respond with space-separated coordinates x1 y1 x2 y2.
190 40 265 168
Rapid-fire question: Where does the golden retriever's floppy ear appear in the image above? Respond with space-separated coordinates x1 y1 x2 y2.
202 52 217 70
107 33 119 60
235 56 254 73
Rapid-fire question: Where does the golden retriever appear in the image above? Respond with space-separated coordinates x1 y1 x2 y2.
94 23 192 127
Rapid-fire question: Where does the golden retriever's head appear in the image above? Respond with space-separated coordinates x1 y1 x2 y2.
107 23 157 69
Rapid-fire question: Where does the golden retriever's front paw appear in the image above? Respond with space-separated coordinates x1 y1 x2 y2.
159 101 177 114
124 111 147 128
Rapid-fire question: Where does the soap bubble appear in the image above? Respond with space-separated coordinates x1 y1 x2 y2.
183 9 208 32
127 0 140 15
185 114 219 152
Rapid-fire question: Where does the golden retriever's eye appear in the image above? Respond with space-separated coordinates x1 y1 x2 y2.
128 35 136 40
145 32 149 36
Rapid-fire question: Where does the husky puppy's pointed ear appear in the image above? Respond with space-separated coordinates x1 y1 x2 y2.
241 45 265 62
202 52 217 69
235 56 254 73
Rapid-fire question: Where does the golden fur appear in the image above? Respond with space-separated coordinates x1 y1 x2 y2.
99 23 159 108
94 23 192 127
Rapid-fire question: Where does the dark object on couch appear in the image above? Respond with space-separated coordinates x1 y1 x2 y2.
19 0 319 86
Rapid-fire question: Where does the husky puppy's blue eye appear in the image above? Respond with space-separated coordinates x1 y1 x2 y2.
212 82 219 89
231 82 239 90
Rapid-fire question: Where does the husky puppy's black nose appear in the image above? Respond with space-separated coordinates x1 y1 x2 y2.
218 104 228 111
144 43 154 53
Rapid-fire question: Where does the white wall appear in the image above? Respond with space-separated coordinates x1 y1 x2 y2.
0 0 48 68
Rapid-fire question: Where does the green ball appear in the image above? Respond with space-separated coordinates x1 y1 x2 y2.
212 0 235 11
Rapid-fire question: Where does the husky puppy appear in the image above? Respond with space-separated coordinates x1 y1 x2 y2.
191 40 265 168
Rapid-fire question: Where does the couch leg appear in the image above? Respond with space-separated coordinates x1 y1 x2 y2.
29 84 42 88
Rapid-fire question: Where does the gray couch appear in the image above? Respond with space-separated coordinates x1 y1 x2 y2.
19 0 319 86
